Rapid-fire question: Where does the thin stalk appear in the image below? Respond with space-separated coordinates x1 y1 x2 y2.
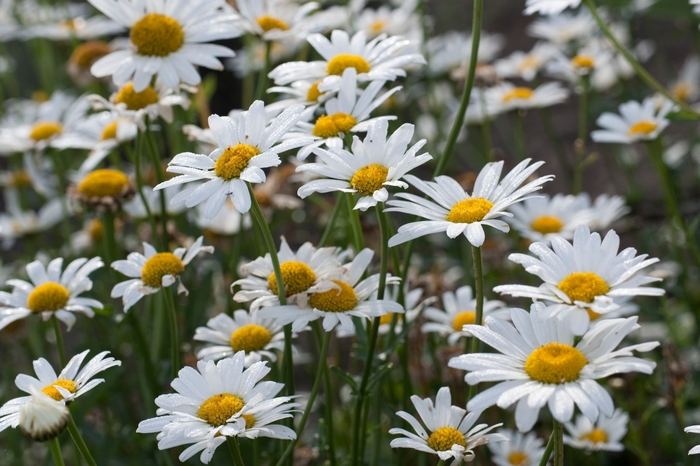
47 437 66 466
319 192 344 247
514 110 527 161
163 288 180 381
322 356 337 466
254 41 273 103
436 461 446 466
467 246 483 401
345 193 365 253
144 122 169 247
125 138 160 249
553 420 564 466
67 414 97 466
226 437 246 466
51 315 67 367
572 74 590 194
433 0 483 176
538 427 555 466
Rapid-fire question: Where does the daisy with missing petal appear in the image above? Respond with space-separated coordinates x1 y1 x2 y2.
386 159 554 248
0 257 104 331
564 408 628 452
448 304 659 432
486 82 569 112
493 225 664 333
524 0 581 15
422 286 509 345
591 97 675 144
154 101 309 218
389 386 506 464
88 0 240 91
489 429 547 466
111 236 214 311
297 120 431 210
194 310 286 366
233 0 320 41
136 352 298 464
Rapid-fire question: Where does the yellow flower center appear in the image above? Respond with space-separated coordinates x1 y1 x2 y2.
557 272 610 303
326 54 371 76
426 426 466 452
452 311 476 332
312 112 357 138
41 379 77 401
130 13 184 57
628 120 658 136
230 324 273 352
141 252 185 288
350 164 389 196
586 308 603 321
27 282 70 313
530 215 564 234
308 280 358 313
503 87 534 102
446 198 494 224
256 15 290 32
32 91 49 103
672 82 690 102
571 55 595 70
197 393 255 428
370 21 386 32
508 451 529 465
70 41 111 68
114 82 160 111
524 342 587 384
379 312 396 325
101 121 118 141
9 170 31 188
581 428 608 444
214 143 261 181
306 81 324 102
267 261 317 297
88 219 104 242
29 122 63 142
77 169 130 198
518 55 540 73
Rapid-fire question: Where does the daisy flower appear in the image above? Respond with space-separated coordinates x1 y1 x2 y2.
15 391 70 441
489 429 547 466
527 10 596 44
69 168 136 213
87 0 240 92
448 304 659 432
524 0 582 15
386 159 554 248
111 236 214 311
233 0 321 41
22 13 126 41
0 257 104 331
257 248 403 334
427 31 504 77
493 225 665 333
136 353 298 464
68 40 117 86
494 42 560 82
296 119 431 210
564 408 628 451
670 56 700 103
0 198 67 249
194 310 286 366
486 82 569 112
422 286 509 345
353 3 422 42
586 194 630 231
154 101 308 218
389 386 506 463
591 97 675 144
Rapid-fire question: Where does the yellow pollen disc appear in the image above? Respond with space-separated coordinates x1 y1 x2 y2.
10 170 31 188
350 164 389 196
628 120 658 136
114 82 160 111
557 272 609 303
452 311 476 332
306 81 324 102
77 169 130 198
447 198 494 224
530 215 564 234
101 121 118 141
214 143 261 181
672 83 690 102
326 54 371 76
581 428 608 444
524 342 587 384
70 41 111 68
88 219 104 242
426 427 466 452
32 91 49 103
141 252 185 288
267 261 317 296
41 379 77 401
312 112 357 138
256 15 290 32
503 87 534 102
29 121 63 142
379 313 396 325
370 21 386 32
571 55 595 69
130 13 184 57
230 324 272 352
508 451 529 465
518 55 539 72
197 393 254 428
308 280 358 313
586 308 603 321
27 282 70 313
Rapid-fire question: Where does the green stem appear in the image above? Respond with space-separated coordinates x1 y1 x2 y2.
319 192 344 247
51 315 67 367
539 426 555 466
514 110 527 161
66 414 97 466
467 246 483 401
553 420 564 466
433 0 483 177
144 121 169 248
345 194 365 253
47 437 66 466
163 288 180 381
322 357 337 466
127 133 161 249
226 437 246 466
436 460 445 466
254 41 273 103
572 75 590 194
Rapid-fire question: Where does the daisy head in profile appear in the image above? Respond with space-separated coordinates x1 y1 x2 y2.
111 236 214 311
386 159 554 248
564 408 629 452
591 96 675 144
389 386 507 463
69 168 136 212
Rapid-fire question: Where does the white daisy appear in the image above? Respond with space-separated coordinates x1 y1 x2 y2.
111 236 214 311
353 3 422 42
524 0 582 15
422 286 509 345
494 225 664 333
585 194 630 231
527 10 596 44
427 31 504 77
448 304 659 432
494 42 560 82
136 352 298 464
87 0 240 92
257 248 403 334
489 429 547 466
296 119 431 210
21 13 126 41
486 82 569 112
16 390 70 441
0 257 104 331
386 159 554 248
233 0 321 41
389 386 506 464
154 101 309 218
545 46 613 84
266 78 336 114
670 56 700 103
0 198 67 249
194 310 286 366
564 408 628 452
591 97 675 144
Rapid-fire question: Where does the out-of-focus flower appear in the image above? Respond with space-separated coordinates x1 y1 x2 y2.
233 0 321 41
0 198 67 249
69 168 136 212
489 429 547 466
495 42 560 81
591 97 675 144
528 10 597 44
427 31 504 78
669 56 700 103
486 82 569 111
524 0 582 16
564 409 629 451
